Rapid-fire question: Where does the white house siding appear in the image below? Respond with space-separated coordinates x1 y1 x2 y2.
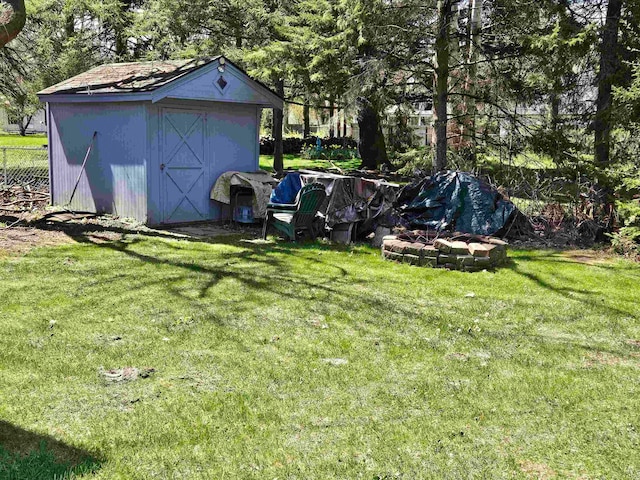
0 108 47 134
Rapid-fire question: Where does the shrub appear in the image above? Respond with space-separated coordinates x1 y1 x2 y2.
259 137 307 155
389 148 433 176
608 198 640 258
301 144 359 161
260 136 358 156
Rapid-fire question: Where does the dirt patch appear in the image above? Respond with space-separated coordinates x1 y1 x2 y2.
100 366 155 383
82 231 125 244
627 340 640 349
446 353 469 361
561 249 613 265
583 352 640 369
519 460 557 479
168 223 261 238
0 227 73 256
0 211 261 258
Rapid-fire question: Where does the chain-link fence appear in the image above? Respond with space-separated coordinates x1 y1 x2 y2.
0 146 49 191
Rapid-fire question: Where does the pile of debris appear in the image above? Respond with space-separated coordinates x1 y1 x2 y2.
0 185 48 212
395 171 517 236
382 231 509 272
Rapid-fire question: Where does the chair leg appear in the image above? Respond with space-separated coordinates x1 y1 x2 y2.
286 224 296 242
262 216 269 240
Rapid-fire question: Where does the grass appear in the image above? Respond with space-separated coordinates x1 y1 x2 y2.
0 133 47 148
0 231 639 478
0 442 99 480
259 154 361 172
0 134 48 182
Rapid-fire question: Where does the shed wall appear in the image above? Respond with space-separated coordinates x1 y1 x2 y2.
146 100 260 224
158 61 279 107
49 103 148 220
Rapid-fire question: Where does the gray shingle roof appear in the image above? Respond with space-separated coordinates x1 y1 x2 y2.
38 58 217 96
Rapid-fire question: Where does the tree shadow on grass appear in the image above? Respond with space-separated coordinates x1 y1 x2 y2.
34 220 426 325
506 257 638 318
513 250 640 275
0 421 101 480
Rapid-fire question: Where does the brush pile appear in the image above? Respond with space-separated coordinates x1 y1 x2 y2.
0 185 49 212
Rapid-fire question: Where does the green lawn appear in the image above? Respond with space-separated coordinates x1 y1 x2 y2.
0 133 48 147
1 230 639 478
259 154 361 172
0 134 48 184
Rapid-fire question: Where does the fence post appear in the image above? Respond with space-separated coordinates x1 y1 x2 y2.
2 148 6 187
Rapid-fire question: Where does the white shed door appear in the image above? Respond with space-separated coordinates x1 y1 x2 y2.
161 108 208 223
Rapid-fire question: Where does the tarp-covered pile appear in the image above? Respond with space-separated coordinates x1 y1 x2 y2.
396 171 517 236
210 170 279 219
270 171 399 232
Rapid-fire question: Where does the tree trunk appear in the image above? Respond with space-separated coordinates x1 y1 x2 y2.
550 90 560 131
594 0 622 167
433 0 454 172
343 110 348 137
549 80 561 163
272 78 285 176
18 115 32 136
357 96 388 170
65 12 75 38
329 97 335 138
283 100 288 135
461 0 481 163
0 0 26 47
115 0 134 59
303 103 310 138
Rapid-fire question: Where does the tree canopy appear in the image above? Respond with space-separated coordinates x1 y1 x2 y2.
1 0 639 179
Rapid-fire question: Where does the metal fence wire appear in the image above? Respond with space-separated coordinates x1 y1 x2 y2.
0 146 49 191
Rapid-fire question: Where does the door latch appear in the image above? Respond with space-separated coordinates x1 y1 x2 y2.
160 163 165 171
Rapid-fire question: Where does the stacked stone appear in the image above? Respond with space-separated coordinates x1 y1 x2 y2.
381 234 508 271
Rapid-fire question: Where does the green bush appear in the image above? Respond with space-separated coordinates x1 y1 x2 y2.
389 148 433 175
608 199 640 257
301 144 359 161
390 147 480 175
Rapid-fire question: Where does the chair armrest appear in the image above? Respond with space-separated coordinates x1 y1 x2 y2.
266 203 298 212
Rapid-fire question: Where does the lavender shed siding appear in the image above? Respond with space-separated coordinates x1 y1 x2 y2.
49 102 148 220
146 101 260 224
40 57 281 225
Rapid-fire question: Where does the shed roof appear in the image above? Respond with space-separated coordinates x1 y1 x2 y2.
37 57 283 109
39 58 214 96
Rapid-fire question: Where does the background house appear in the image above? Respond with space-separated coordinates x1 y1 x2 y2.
0 107 47 134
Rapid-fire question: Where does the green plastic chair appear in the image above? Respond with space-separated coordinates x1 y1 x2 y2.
262 183 327 241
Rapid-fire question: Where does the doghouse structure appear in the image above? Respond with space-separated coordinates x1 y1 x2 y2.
38 57 282 224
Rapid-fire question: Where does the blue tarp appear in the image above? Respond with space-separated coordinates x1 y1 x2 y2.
396 171 517 236
270 173 302 205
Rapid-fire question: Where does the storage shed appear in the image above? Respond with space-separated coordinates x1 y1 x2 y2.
38 56 282 224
